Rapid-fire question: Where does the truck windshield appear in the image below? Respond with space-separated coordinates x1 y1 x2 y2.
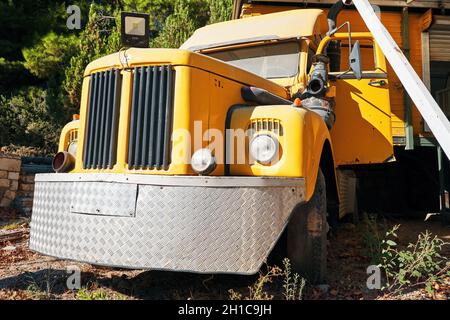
206 42 300 79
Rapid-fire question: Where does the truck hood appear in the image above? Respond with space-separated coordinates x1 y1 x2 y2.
84 48 289 99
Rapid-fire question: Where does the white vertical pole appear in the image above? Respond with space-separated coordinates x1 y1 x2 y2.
353 0 450 158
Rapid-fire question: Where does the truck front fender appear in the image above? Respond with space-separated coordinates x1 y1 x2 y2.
227 105 334 201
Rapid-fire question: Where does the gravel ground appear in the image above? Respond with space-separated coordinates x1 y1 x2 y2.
0 212 449 300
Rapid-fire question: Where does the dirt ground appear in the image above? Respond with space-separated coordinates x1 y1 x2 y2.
0 209 449 300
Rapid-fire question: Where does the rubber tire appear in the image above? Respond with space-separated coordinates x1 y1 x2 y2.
287 169 328 284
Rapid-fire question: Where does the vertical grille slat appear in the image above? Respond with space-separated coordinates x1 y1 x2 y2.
84 73 98 168
163 66 174 169
128 67 140 168
155 66 167 168
91 72 104 167
83 69 122 170
108 70 121 168
102 70 116 168
98 71 110 168
141 67 152 168
134 67 146 168
128 65 175 170
148 66 159 168
88 73 99 168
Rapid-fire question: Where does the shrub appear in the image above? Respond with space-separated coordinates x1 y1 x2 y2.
77 288 128 300
0 145 48 157
229 259 306 300
379 225 450 296
362 213 388 264
282 258 306 301
0 87 60 154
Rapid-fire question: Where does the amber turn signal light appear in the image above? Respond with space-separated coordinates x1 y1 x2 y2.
293 98 302 108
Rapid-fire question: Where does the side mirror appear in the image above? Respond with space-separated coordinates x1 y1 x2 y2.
350 41 363 80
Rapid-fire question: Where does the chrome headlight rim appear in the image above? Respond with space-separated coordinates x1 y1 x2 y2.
249 134 279 165
67 140 78 157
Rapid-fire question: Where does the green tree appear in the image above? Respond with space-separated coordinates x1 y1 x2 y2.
0 0 67 92
152 0 210 48
208 0 233 24
64 4 122 112
0 58 35 94
123 0 176 32
0 0 66 61
23 33 79 80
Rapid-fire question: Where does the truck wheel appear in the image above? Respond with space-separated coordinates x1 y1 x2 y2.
287 169 328 284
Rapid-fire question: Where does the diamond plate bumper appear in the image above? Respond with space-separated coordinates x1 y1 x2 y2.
30 174 306 274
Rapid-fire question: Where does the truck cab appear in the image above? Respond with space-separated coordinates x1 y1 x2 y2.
29 2 394 283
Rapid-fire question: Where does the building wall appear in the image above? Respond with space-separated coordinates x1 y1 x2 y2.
335 10 426 139
233 0 450 19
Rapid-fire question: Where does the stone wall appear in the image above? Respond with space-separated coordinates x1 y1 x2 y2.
15 171 35 215
0 154 21 208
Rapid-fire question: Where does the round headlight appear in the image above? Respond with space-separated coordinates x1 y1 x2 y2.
67 140 78 157
250 134 279 164
191 149 217 175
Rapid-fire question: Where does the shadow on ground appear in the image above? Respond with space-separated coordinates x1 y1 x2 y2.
114 271 259 300
0 267 260 300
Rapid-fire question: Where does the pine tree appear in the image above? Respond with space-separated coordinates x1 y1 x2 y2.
0 0 235 154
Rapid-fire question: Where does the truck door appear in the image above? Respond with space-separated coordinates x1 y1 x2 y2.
321 34 394 165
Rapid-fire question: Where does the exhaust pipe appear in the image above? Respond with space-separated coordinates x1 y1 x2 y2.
328 0 353 34
52 151 75 173
327 1 353 71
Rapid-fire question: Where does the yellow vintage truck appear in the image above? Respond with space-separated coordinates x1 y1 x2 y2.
29 0 450 283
